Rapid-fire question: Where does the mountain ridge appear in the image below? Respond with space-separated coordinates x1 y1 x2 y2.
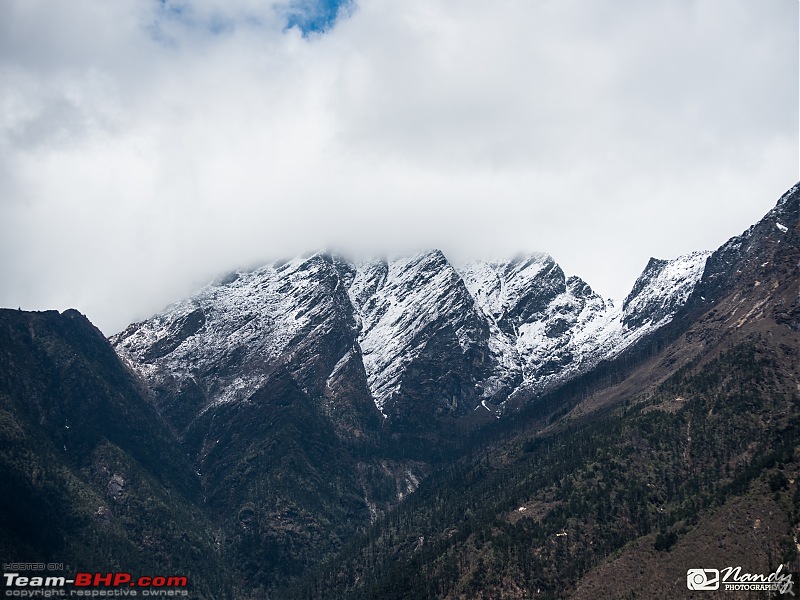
106 233 717 594
3 183 795 598
112 246 710 431
287 183 799 599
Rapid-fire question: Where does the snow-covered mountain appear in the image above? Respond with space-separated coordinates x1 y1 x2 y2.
5 185 796 599
457 250 711 399
345 251 520 420
113 254 382 442
112 248 710 433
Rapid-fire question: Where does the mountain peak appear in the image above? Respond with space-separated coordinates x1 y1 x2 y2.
621 251 711 331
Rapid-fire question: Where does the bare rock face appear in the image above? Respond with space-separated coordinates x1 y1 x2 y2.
107 473 126 502
94 505 112 526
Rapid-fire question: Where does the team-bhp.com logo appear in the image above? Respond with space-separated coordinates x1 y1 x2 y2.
3 571 189 596
687 564 794 595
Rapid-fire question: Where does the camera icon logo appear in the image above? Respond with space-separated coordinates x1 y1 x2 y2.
687 569 720 590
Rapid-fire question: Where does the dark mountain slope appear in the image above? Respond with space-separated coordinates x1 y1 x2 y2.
180 363 408 596
112 255 423 595
0 308 230 597
287 185 800 599
291 341 799 599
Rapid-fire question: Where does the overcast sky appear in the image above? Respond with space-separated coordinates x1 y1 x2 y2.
0 0 797 335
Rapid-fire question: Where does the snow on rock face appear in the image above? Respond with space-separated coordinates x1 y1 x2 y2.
349 251 521 418
113 248 710 427
460 256 610 395
622 251 712 331
536 251 710 392
458 253 558 332
459 251 710 396
112 253 364 430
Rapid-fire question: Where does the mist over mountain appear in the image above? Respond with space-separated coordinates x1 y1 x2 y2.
1 183 797 598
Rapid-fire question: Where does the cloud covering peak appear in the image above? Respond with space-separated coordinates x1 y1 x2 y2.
0 0 796 334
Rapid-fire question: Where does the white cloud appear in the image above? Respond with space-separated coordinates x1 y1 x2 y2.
0 0 796 333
